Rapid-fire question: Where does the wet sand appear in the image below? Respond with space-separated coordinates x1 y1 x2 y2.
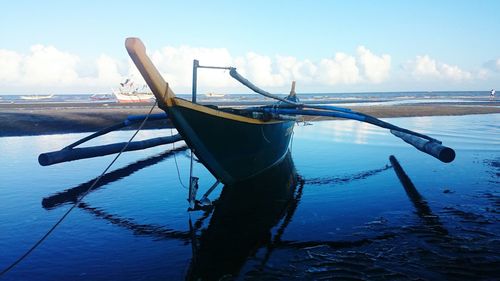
0 102 499 137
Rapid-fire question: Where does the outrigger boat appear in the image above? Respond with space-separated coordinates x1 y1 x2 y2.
125 38 297 184
125 37 455 181
39 37 455 207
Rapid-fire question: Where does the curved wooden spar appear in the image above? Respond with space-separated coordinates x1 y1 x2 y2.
125 38 173 108
229 68 301 106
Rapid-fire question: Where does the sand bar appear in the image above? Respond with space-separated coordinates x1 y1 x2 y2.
0 101 498 137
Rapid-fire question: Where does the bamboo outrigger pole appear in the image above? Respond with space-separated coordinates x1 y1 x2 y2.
227 68 455 163
38 113 182 166
39 134 182 166
390 130 455 163
229 68 302 106
247 106 455 163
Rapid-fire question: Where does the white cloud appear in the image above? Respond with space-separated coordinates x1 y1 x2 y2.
0 45 87 92
482 58 500 73
0 49 22 82
150 45 235 90
0 45 129 92
407 55 471 81
357 46 391 83
317 53 361 85
440 63 472 81
1 44 397 93
242 52 286 87
5 42 491 94
4 44 500 93
96 54 122 85
477 68 489 80
411 55 440 77
276 56 317 84
23 45 80 85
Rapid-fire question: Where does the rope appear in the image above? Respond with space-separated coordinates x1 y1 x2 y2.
0 101 158 277
171 129 188 189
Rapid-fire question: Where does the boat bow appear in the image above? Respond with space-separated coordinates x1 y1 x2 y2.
125 37 295 184
125 37 174 109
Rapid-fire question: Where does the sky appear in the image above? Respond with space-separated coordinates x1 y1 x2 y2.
0 0 499 94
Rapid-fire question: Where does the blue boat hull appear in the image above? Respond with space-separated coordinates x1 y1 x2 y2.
168 101 294 184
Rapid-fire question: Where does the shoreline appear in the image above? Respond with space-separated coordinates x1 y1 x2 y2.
1 102 499 137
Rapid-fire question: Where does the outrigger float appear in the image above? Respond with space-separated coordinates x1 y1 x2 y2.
39 37 455 208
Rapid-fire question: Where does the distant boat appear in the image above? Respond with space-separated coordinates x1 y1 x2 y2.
90 93 114 101
204 92 225 98
491 89 496 97
113 79 154 103
114 91 154 103
20 94 54 100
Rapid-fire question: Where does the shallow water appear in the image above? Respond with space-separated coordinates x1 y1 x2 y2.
1 91 497 106
0 114 499 280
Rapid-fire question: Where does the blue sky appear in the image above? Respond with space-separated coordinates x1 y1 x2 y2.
1 0 499 94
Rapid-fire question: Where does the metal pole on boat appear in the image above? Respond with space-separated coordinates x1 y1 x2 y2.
192 59 199 103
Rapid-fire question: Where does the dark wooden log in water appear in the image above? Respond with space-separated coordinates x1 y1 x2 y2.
38 134 183 166
390 130 455 163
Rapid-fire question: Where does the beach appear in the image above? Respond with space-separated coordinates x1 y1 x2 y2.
1 101 499 137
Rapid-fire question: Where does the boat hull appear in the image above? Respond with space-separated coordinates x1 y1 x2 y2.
113 92 154 103
168 101 294 184
124 38 295 183
20 94 54 100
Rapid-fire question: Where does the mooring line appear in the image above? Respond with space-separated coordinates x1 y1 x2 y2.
171 129 188 190
0 101 158 277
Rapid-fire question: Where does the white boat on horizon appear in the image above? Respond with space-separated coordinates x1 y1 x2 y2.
113 79 154 103
90 93 115 101
204 92 225 98
20 94 54 100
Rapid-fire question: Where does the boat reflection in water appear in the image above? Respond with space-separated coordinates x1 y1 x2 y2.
41 150 301 280
186 151 300 280
42 147 189 210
